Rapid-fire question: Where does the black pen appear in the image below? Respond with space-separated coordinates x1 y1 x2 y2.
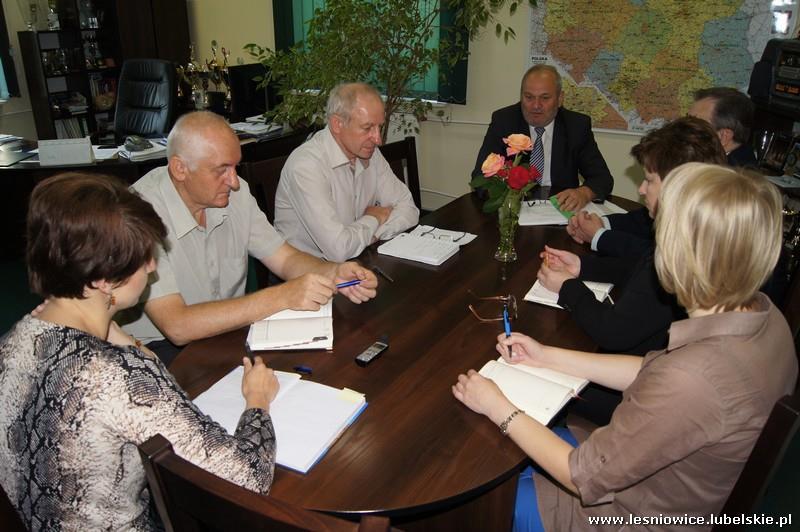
373 265 394 283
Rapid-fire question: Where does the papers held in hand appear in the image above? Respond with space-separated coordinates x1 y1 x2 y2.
247 301 333 350
524 279 613 309
479 358 588 425
193 367 367 473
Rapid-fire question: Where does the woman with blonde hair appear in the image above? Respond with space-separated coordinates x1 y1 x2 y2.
0 172 279 531
454 163 797 531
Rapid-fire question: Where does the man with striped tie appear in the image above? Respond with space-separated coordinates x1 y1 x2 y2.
472 65 613 211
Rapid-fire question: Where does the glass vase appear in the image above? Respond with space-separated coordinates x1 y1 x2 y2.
494 189 522 262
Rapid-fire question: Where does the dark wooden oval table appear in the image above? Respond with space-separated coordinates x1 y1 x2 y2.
169 192 641 530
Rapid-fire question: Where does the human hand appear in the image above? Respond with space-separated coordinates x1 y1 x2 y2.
555 186 594 212
280 273 335 311
452 369 515 425
241 356 279 412
364 205 393 225
334 262 378 303
496 332 548 367
567 211 604 244
30 298 50 317
537 246 579 293
107 320 138 347
540 245 581 277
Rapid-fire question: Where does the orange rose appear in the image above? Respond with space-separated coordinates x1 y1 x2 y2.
481 153 506 177
503 134 533 156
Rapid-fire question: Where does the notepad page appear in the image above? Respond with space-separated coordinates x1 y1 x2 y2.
265 301 332 321
524 279 612 309
479 360 574 425
495 357 587 394
519 202 568 226
247 317 333 350
193 368 301 435
377 233 459 265
270 380 366 473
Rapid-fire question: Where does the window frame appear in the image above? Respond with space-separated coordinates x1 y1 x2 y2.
0 5 21 98
272 1 467 104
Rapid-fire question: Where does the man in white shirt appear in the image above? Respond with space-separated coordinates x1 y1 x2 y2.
274 82 419 262
121 111 377 363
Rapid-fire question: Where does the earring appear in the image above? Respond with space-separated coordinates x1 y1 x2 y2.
106 292 116 310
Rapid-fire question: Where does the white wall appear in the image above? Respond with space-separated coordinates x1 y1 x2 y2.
0 0 40 139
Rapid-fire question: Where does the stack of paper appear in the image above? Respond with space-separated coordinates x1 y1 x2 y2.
247 301 333 350
524 279 613 309
519 200 627 226
193 367 367 473
407 225 477 246
479 357 587 425
377 232 459 265
119 144 167 162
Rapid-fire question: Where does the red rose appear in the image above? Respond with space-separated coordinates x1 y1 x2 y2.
528 165 542 182
507 165 531 190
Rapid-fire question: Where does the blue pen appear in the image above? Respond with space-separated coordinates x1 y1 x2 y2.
336 279 361 289
293 365 313 376
503 304 513 357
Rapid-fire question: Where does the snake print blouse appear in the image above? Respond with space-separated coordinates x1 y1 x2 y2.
0 315 276 531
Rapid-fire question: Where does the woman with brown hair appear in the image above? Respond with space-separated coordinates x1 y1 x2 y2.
0 172 279 530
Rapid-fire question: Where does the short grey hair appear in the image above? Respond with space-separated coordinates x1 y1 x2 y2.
325 82 383 125
692 87 754 145
521 64 562 94
167 111 234 169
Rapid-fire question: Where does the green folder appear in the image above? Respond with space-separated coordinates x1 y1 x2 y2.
549 196 574 219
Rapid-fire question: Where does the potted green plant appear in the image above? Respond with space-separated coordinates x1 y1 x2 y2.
245 0 534 142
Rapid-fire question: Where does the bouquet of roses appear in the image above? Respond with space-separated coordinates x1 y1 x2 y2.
470 134 542 213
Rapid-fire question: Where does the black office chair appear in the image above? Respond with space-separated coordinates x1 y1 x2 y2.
139 434 392 532
379 137 422 211
114 59 177 143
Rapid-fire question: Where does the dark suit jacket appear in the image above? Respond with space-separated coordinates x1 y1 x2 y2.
472 104 614 199
727 144 758 168
597 208 653 258
558 252 686 355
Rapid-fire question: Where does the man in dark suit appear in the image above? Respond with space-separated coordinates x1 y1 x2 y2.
688 87 758 167
472 65 614 211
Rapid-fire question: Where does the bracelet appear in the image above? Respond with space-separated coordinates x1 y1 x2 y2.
499 409 524 436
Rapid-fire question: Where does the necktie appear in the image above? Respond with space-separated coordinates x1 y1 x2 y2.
530 127 545 176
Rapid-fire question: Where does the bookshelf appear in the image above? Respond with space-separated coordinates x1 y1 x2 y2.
18 0 189 141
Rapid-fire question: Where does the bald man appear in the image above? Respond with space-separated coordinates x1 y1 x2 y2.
121 111 377 364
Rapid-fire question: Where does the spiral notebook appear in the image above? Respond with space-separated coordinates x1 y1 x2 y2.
377 233 459 265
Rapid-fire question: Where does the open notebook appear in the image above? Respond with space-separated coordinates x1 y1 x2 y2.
524 279 613 309
193 367 366 473
246 301 333 350
479 358 588 425
377 233 459 266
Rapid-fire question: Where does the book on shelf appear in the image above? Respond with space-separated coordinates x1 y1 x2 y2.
377 232 459 266
524 279 613 309
193 366 367 473
246 301 333 351
479 357 588 425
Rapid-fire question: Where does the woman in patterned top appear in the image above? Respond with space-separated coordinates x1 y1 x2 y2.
0 172 279 531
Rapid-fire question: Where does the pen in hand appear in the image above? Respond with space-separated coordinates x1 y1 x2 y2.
502 303 513 358
336 279 361 289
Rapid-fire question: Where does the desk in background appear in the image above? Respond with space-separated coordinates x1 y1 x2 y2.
0 129 311 260
171 193 641 530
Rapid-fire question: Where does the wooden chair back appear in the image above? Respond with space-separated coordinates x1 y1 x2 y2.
139 434 392 532
378 137 422 210
239 154 290 224
713 393 800 530
0 483 26 532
